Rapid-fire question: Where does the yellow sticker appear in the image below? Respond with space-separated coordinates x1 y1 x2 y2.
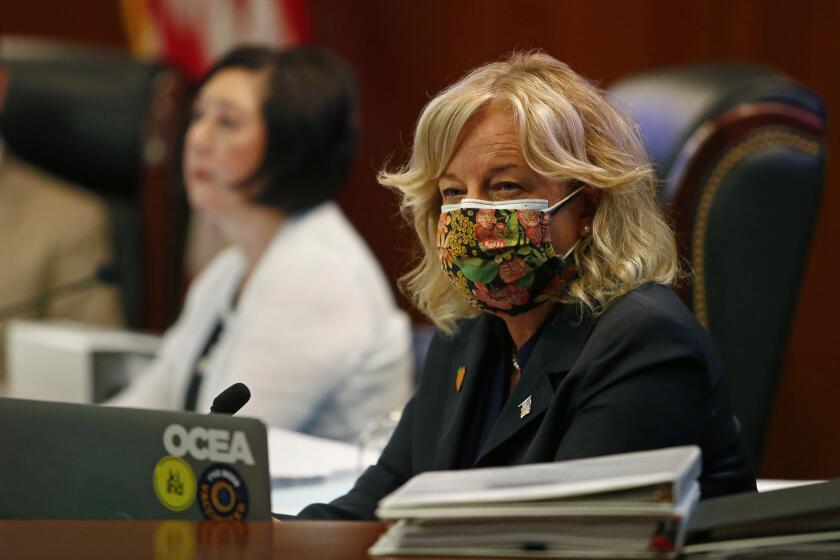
153 456 197 512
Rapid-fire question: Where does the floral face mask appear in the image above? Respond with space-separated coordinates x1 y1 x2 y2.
436 186 583 315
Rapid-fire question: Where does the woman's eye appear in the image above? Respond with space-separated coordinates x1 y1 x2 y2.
496 181 523 193
440 187 463 199
219 115 241 129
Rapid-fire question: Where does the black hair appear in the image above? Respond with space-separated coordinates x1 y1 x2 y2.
197 45 359 213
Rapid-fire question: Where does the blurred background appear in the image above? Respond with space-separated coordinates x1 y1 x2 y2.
0 0 837 480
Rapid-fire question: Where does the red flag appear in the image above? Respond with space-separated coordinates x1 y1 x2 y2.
124 0 311 81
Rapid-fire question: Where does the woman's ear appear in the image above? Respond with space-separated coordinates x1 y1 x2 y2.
580 185 601 220
577 186 600 238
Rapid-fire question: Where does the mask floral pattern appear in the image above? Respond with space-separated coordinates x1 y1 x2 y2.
436 202 577 315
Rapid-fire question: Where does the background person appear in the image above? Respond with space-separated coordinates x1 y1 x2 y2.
110 45 413 442
0 63 123 391
295 50 755 519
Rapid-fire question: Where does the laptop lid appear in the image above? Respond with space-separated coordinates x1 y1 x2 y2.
0 397 271 520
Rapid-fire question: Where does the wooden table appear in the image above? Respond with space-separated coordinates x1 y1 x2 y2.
0 520 668 559
0 520 387 560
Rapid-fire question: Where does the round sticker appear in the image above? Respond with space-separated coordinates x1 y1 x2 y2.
198 464 249 521
153 456 197 512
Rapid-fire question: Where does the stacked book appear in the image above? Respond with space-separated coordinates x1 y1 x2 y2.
683 478 840 558
369 446 702 558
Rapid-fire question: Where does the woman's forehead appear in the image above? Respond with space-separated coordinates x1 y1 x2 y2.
442 108 527 176
197 68 266 112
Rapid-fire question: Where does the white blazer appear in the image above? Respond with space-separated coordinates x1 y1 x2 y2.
110 202 413 442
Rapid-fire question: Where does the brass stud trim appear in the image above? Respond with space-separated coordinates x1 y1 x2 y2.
691 130 819 328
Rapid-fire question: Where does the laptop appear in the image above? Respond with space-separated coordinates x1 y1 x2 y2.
0 397 272 520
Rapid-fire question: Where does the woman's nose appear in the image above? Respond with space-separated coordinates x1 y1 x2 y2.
465 183 484 199
186 120 213 155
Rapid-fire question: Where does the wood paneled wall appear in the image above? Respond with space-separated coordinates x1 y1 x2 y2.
0 1 126 49
307 0 840 479
3 0 839 478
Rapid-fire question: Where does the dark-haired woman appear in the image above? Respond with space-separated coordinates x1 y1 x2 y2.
110 46 412 442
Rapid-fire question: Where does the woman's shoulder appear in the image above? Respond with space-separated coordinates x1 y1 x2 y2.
261 203 378 273
571 283 721 395
428 314 486 345
602 282 696 324
593 283 710 351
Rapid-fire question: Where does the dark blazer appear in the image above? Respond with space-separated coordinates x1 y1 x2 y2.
297 283 756 520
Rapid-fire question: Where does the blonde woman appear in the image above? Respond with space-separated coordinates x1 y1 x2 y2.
295 51 755 520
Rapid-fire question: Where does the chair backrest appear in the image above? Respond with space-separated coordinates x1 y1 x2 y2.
608 62 827 465
0 37 190 330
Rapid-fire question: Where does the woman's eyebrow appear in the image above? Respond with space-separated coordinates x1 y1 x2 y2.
487 163 520 176
440 163 522 183
438 172 463 183
196 96 245 114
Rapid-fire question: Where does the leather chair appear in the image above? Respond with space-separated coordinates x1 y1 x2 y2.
0 38 190 330
608 62 827 465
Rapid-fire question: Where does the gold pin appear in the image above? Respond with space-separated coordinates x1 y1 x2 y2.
455 366 466 392
519 395 532 418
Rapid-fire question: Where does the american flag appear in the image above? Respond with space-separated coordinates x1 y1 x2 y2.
122 0 311 81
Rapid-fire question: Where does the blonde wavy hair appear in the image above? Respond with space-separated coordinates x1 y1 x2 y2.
379 50 678 334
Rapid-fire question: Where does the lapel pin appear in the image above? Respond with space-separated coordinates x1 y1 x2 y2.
519 395 532 418
455 366 466 393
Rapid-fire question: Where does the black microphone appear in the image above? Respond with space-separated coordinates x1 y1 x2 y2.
0 263 119 319
210 383 251 415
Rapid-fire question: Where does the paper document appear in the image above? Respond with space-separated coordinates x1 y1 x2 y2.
268 427 380 482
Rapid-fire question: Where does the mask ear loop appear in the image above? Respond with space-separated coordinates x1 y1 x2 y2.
547 184 586 261
561 239 579 260
546 185 586 216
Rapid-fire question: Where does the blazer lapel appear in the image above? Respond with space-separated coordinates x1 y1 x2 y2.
475 304 597 464
433 315 493 470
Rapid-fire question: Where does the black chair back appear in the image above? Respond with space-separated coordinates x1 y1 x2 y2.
609 62 827 464
0 39 190 329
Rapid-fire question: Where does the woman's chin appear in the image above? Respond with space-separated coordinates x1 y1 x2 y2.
187 185 227 213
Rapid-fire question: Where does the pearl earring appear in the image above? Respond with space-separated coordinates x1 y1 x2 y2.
581 224 592 236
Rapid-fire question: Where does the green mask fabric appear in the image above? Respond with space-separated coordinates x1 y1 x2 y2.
436 187 583 315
